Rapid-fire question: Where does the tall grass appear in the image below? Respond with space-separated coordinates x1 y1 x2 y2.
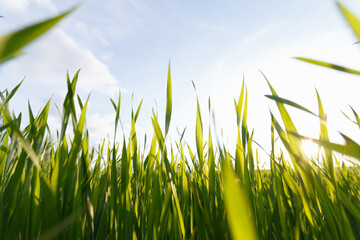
1 2 360 240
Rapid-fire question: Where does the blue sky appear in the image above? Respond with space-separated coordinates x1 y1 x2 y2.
1 0 360 163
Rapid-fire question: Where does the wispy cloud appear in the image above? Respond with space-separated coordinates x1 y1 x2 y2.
96 0 152 40
32 0 56 12
0 0 30 12
0 0 56 12
73 20 110 46
197 21 231 32
240 19 287 46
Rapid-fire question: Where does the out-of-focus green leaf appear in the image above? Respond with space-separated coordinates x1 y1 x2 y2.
0 5 78 63
338 2 360 42
222 156 257 240
295 57 360 75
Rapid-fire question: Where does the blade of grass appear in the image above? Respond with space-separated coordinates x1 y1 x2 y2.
337 2 360 42
0 5 79 63
295 57 360 75
265 94 318 118
221 155 257 240
165 61 172 137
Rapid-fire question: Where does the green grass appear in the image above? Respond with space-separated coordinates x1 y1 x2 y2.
1 1 360 239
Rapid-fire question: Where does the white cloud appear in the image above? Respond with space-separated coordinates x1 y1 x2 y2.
0 0 30 12
47 113 61 136
1 26 128 146
50 29 119 94
5 28 126 98
87 113 116 145
240 19 287 46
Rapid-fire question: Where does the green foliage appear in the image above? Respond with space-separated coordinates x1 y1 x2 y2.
1 1 360 239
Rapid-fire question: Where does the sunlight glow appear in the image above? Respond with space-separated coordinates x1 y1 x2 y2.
302 140 319 159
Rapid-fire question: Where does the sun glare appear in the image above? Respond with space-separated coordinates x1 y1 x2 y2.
302 140 319 159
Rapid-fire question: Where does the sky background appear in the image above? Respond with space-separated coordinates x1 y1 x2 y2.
1 0 360 164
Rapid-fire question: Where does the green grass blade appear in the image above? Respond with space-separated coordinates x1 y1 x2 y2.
265 94 318 117
8 121 41 170
60 70 80 142
337 188 360 222
158 183 172 238
0 5 78 63
195 98 204 168
241 89 248 146
235 80 245 127
165 62 172 137
264 75 303 157
295 57 360 75
208 127 215 214
316 90 335 180
77 94 84 110
0 50 24 63
151 110 164 151
222 156 257 240
338 2 360 42
340 207 356 240
110 140 118 239
30 168 41 239
349 106 360 129
169 180 186 238
112 90 121 140
0 80 23 113
134 99 143 122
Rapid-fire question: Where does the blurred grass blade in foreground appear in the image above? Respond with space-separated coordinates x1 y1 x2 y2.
0 4 79 64
295 2 360 75
222 154 257 240
295 57 360 75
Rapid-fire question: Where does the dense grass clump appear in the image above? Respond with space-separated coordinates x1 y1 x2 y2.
1 2 360 240
3 67 360 240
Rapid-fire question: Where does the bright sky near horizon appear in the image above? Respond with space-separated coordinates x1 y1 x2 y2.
1 0 360 164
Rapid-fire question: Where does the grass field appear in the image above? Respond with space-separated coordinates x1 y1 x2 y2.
1 2 360 240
